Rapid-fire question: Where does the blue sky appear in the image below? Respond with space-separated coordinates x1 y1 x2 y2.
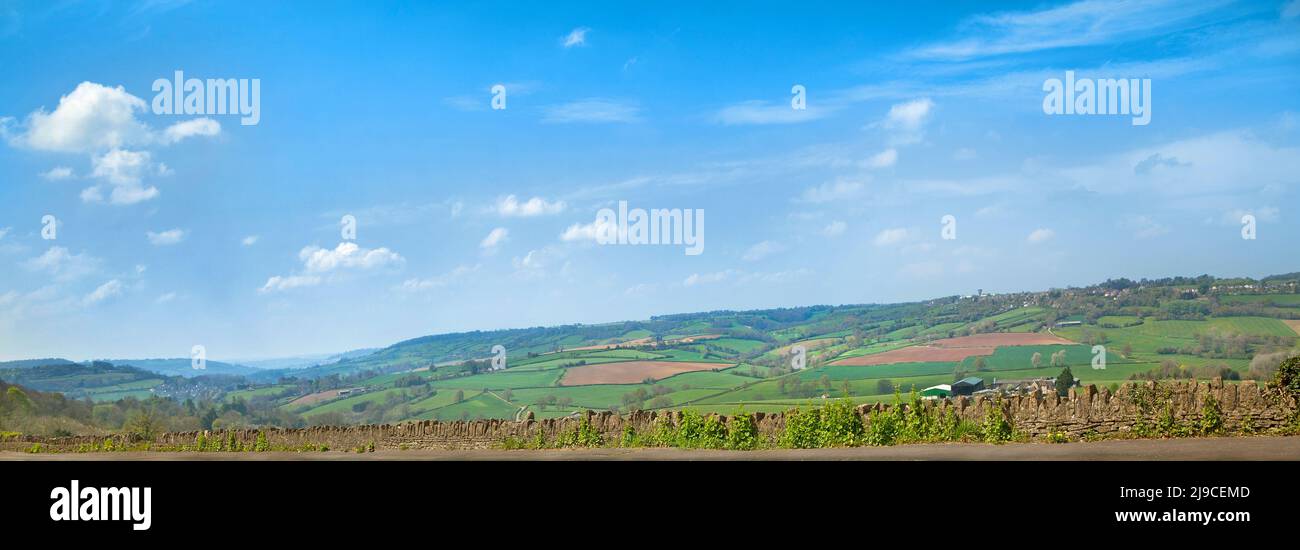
1 0 1298 361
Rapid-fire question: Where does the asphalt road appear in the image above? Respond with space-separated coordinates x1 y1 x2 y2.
4 436 1299 461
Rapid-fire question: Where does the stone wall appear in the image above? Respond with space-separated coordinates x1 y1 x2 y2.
4 380 1294 452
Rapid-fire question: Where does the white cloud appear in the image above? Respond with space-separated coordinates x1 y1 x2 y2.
1059 132 1300 198
1027 228 1055 244
683 269 807 287
713 101 832 125
7 81 221 152
873 228 909 246
155 292 177 304
562 27 590 48
867 148 898 168
9 82 150 153
822 220 847 237
23 246 100 281
495 195 566 217
684 270 734 286
796 178 866 203
6 82 222 207
0 227 9 240
146 228 186 246
560 218 614 243
259 275 323 294
399 264 480 292
741 240 785 262
479 227 509 251
85 148 159 205
161 117 221 144
259 242 404 294
82 279 123 306
241 235 259 246
40 166 74 180
300 242 404 273
879 98 934 145
542 99 641 124
904 1 1229 61
510 247 567 280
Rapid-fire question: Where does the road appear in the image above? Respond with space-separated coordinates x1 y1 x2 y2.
4 436 1299 461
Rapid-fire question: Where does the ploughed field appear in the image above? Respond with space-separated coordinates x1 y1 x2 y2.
558 361 726 385
831 332 1075 366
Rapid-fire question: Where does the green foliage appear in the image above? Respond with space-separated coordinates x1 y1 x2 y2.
675 409 726 449
816 399 864 447
619 425 639 447
778 407 821 449
1198 395 1223 435
1273 356 1300 399
1044 429 1070 443
725 409 759 450
254 431 270 452
980 399 1014 443
1055 367 1075 397
555 416 604 447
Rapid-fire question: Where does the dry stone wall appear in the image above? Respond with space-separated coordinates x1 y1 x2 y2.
4 380 1294 452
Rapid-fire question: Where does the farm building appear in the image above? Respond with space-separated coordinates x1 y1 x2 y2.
951 377 985 396
920 384 951 399
991 378 1055 394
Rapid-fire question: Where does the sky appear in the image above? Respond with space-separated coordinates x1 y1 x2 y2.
1 0 1298 361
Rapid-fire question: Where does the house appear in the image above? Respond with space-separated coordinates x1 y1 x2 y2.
991 377 1055 394
920 384 951 399
951 377 985 396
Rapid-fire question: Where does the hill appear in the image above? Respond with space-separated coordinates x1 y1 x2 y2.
4 272 1299 430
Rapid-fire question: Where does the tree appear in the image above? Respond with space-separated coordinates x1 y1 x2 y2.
974 357 989 371
127 406 162 441
876 379 894 395
1055 367 1075 397
1122 344 1133 358
1031 352 1043 369
453 390 465 404
1273 356 1300 398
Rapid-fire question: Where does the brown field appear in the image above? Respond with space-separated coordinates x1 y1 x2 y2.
833 332 1074 366
559 361 726 385
288 389 349 407
1284 319 1300 337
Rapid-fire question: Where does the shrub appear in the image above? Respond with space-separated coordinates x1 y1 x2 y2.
1198 396 1223 435
816 399 863 447
619 425 639 448
725 410 759 450
254 431 270 452
981 399 1013 443
778 407 821 449
676 409 725 449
